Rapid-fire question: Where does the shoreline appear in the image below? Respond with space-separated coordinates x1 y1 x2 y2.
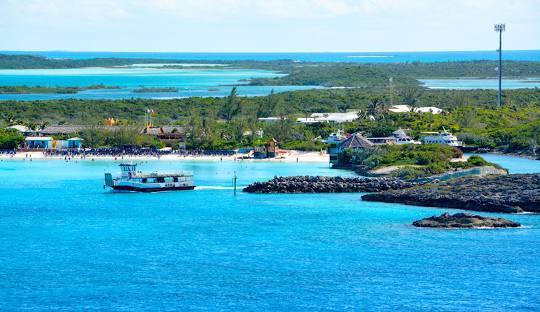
0 150 330 163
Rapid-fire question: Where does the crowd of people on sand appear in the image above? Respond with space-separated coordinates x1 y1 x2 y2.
33 147 237 161
0 149 16 155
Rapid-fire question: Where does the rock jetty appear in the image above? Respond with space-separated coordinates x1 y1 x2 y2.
242 176 419 194
412 212 521 229
362 174 540 213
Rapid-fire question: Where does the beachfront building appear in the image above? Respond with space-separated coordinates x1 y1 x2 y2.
329 133 373 166
254 138 279 159
38 125 85 136
25 137 53 149
54 137 83 149
141 126 186 149
297 111 359 124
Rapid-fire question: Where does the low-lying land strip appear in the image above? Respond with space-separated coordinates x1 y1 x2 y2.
0 85 119 94
362 174 540 213
133 87 179 93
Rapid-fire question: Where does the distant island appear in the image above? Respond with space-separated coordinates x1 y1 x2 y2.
2 53 540 89
0 84 120 94
133 87 178 93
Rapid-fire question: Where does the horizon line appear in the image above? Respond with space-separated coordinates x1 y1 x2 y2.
1 49 540 54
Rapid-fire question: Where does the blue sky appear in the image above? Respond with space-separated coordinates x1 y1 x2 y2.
0 0 539 52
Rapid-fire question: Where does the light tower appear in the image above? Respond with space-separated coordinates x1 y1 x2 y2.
494 23 505 106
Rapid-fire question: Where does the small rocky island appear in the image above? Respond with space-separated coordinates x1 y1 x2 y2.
412 212 521 229
243 176 419 194
362 174 540 213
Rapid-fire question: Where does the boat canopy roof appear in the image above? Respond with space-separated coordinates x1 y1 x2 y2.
134 172 193 178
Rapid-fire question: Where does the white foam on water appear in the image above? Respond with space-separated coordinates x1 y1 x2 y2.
196 186 247 191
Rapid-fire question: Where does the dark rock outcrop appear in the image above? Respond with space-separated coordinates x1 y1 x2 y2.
242 176 419 194
362 174 540 213
412 212 521 228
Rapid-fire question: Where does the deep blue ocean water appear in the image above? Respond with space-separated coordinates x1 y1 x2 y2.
0 154 539 310
3 50 540 63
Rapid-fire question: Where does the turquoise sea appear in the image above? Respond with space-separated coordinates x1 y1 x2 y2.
4 50 540 63
1 50 539 100
0 67 320 101
1 154 539 310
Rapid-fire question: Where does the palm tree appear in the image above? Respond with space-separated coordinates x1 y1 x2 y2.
39 121 49 131
220 87 241 122
1 112 19 126
367 97 382 118
400 87 423 112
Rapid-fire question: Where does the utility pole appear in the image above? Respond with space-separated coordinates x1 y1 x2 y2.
233 171 237 196
389 77 394 107
494 23 505 106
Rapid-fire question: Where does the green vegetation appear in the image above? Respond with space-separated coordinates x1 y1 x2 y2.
341 145 500 179
1 54 539 153
1 87 540 153
0 54 185 69
2 53 539 89
133 87 179 93
0 84 120 94
79 126 163 148
0 128 24 149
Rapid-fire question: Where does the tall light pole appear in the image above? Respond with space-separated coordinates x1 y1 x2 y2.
494 23 505 106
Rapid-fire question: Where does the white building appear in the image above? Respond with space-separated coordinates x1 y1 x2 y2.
297 111 359 124
25 137 53 149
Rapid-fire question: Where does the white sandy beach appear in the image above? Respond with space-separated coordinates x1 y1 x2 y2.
0 150 330 163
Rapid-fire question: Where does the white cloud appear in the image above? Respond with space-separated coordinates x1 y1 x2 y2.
0 0 538 51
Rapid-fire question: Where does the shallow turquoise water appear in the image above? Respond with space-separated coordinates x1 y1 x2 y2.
1 157 539 310
0 67 320 100
420 78 540 90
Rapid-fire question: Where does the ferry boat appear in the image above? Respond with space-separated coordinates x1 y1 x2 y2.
422 128 463 147
104 163 195 192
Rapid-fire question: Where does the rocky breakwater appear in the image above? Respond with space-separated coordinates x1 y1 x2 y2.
413 212 521 229
362 174 540 213
243 176 419 194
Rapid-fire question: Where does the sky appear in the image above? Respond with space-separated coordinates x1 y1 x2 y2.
0 0 539 52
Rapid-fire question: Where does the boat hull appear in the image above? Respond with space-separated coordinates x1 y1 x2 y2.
111 185 196 192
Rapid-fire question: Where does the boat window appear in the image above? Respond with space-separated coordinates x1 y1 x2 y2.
173 177 178 182
142 178 147 183
157 177 165 183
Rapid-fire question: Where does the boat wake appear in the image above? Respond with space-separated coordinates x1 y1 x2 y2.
196 185 246 191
